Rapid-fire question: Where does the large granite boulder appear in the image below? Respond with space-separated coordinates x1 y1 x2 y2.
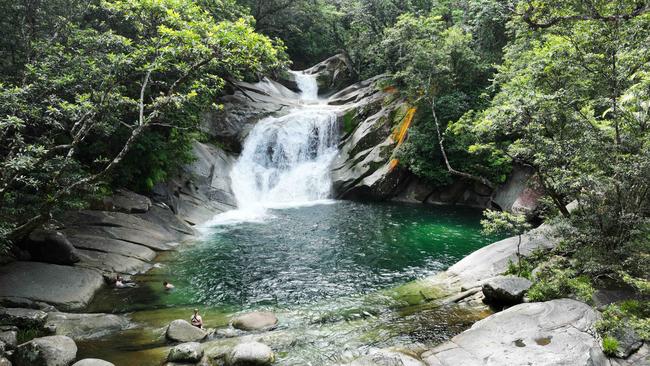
167 342 203 363
421 299 607 366
226 342 274 366
231 312 278 331
101 189 151 213
304 54 355 95
0 308 48 329
45 312 130 340
0 326 17 349
445 225 557 290
24 230 80 265
72 360 115 366
493 165 543 215
482 276 532 305
165 320 207 343
0 262 104 311
14 335 77 366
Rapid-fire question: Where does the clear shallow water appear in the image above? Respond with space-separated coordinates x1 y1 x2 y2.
81 201 497 365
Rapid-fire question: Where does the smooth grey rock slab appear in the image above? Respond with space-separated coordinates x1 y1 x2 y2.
45 312 130 340
166 320 206 343
0 308 47 329
446 225 556 290
226 342 274 366
67 235 156 262
167 342 203 363
231 312 278 331
14 335 77 366
482 276 532 304
421 299 606 366
0 262 103 311
75 249 151 274
103 189 152 214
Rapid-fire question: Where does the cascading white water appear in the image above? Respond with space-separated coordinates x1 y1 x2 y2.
292 71 319 100
204 72 338 226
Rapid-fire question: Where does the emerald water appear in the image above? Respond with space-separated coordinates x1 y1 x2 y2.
80 201 496 365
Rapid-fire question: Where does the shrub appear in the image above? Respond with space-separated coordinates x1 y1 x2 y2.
527 267 594 303
602 336 619 356
596 301 650 343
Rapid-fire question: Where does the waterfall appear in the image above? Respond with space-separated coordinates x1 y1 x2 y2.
292 71 319 100
204 72 339 226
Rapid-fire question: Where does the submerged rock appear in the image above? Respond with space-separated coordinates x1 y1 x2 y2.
14 335 77 366
72 359 115 366
167 342 203 363
231 312 278 331
349 349 425 366
421 299 607 366
0 308 48 329
45 312 130 340
482 276 532 305
166 320 207 343
226 342 274 366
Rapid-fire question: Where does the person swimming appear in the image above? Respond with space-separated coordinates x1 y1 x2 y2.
163 281 174 290
191 309 203 329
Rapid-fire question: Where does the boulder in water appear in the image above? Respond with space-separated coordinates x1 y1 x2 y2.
0 308 48 329
72 359 115 366
226 342 274 366
482 275 532 305
231 312 278 331
14 335 77 366
167 342 203 363
165 320 207 343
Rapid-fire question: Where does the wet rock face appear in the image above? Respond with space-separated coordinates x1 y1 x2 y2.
167 342 203 363
226 342 275 366
166 319 207 343
482 276 533 305
14 335 77 366
230 312 278 332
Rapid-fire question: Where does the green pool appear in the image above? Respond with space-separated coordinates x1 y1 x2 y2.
80 201 497 365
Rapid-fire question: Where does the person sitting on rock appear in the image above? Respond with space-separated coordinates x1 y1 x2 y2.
163 281 174 290
115 275 126 288
191 309 203 329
